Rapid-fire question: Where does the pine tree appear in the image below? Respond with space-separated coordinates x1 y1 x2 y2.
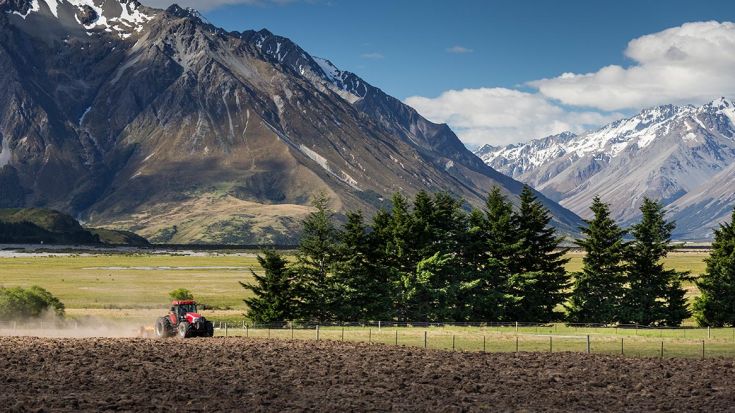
693 208 735 326
621 198 690 326
332 211 393 321
241 250 295 324
292 193 341 322
507 186 570 322
465 187 519 321
568 197 627 324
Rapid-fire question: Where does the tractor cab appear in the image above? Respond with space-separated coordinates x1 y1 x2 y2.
169 300 201 325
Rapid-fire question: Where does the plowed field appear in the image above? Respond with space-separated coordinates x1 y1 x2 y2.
1 337 734 412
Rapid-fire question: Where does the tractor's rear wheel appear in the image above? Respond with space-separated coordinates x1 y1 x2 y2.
155 317 171 338
178 321 192 338
203 321 214 337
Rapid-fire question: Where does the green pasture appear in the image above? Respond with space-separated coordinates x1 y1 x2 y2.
0 251 709 313
216 323 735 359
0 253 260 311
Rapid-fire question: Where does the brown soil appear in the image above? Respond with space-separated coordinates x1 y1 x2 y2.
1 337 734 412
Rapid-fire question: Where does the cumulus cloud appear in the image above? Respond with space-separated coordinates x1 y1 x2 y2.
140 0 300 11
529 21 735 111
360 52 385 60
446 46 473 54
405 88 622 146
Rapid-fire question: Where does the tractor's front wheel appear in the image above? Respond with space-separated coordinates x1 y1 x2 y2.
155 317 171 338
177 321 193 339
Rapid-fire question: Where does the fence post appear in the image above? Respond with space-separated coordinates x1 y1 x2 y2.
702 340 705 360
395 330 398 346
515 321 518 334
621 338 624 356
660 341 664 359
452 335 456 351
225 323 228 337
316 325 320 341
708 326 711 339
342 327 345 342
378 321 381 331
291 324 294 340
267 327 271 339
515 336 519 353
424 331 427 349
586 335 590 354
549 336 552 353
483 335 486 353
246 325 249 337
369 328 372 343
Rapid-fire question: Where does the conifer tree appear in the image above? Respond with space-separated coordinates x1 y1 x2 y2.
292 193 341 321
241 250 295 324
693 208 735 326
465 187 519 321
332 211 393 321
568 197 627 324
507 186 570 322
621 198 690 326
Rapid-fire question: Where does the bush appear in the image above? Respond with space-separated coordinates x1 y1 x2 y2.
0 286 65 320
169 288 194 301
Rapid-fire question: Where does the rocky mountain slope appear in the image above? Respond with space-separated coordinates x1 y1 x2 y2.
476 98 735 239
0 0 581 243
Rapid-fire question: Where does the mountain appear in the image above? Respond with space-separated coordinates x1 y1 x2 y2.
0 208 149 245
476 98 735 239
0 0 582 243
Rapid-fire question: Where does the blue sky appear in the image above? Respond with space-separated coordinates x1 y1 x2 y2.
143 0 735 145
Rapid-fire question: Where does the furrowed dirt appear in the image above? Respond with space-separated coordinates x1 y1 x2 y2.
1 337 734 412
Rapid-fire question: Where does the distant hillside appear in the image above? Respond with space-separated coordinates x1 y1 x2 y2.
0 208 149 246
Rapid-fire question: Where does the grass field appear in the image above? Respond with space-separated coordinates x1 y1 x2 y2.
2 249 733 357
214 323 735 359
0 253 260 311
0 250 709 316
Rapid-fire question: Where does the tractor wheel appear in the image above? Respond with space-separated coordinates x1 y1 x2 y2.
177 321 192 339
155 317 171 338
203 321 214 337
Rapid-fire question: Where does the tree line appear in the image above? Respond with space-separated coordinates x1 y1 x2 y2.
242 187 735 327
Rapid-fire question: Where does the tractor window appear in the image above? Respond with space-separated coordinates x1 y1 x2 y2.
179 304 197 314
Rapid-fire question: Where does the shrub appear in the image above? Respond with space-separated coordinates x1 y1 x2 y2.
169 288 194 301
0 286 65 320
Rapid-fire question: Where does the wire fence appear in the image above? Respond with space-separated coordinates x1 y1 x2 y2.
209 321 735 359
2 319 734 358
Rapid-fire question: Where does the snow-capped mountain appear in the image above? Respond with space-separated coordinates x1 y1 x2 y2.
475 98 735 239
0 0 582 243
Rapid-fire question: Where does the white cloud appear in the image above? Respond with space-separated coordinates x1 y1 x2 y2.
140 0 300 11
360 52 384 60
405 88 622 146
446 46 473 54
529 21 735 111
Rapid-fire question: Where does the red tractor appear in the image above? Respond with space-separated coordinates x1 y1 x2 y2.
155 300 214 338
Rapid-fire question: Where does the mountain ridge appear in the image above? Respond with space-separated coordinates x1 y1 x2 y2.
475 97 735 239
0 0 582 243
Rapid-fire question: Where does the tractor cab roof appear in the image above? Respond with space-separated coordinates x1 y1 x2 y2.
172 300 196 305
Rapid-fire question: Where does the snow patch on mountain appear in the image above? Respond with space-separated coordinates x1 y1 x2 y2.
479 99 735 178
7 0 154 39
